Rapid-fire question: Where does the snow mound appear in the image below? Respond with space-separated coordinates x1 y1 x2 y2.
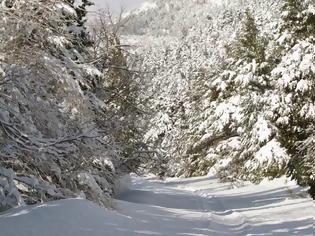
0 199 120 236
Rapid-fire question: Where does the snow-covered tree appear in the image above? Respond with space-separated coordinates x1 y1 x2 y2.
280 0 315 43
120 0 315 199
233 9 266 63
271 0 315 197
73 0 94 46
123 0 283 178
273 41 315 197
0 0 147 211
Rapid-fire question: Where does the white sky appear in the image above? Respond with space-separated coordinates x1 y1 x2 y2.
91 0 147 14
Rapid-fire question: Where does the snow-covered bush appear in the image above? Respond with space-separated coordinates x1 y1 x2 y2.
0 0 146 210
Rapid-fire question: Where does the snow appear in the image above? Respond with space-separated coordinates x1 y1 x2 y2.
1 175 313 236
300 103 315 119
250 139 289 169
296 79 310 92
47 36 69 49
123 1 158 18
54 3 77 16
81 65 103 77
252 116 272 143
137 1 158 12
300 53 315 73
308 4 315 15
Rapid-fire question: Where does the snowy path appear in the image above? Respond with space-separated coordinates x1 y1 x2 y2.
0 175 313 236
115 176 250 236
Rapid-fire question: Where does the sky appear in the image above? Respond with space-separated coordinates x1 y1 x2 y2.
92 0 147 14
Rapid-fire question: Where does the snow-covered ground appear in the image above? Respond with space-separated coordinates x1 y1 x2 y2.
0 175 313 236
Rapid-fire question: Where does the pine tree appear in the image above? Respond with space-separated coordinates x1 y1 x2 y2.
233 9 265 63
280 0 315 43
77 0 94 46
88 15 146 172
213 9 283 182
273 41 315 198
65 0 94 47
76 0 94 27
273 0 315 198
296 134 315 197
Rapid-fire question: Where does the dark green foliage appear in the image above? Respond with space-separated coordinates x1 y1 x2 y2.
88 18 147 172
233 9 265 63
76 0 94 27
281 0 315 40
66 0 94 47
275 0 315 199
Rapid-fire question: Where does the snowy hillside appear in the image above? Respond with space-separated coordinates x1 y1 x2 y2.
1 175 313 236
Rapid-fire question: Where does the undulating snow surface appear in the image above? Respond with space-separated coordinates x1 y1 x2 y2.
0 175 313 236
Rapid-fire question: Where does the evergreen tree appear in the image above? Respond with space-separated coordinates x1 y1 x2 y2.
65 0 94 47
88 15 146 173
272 41 315 198
211 9 286 182
272 0 315 198
76 0 94 46
233 9 265 63
76 0 94 27
280 0 315 43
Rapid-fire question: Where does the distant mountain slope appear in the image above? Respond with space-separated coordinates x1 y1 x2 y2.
121 0 281 36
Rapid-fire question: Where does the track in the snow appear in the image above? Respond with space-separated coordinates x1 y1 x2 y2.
0 175 313 236
116 177 250 236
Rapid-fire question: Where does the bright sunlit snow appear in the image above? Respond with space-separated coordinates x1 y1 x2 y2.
1 175 313 236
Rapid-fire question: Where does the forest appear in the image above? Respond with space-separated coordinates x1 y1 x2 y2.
0 1 314 235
